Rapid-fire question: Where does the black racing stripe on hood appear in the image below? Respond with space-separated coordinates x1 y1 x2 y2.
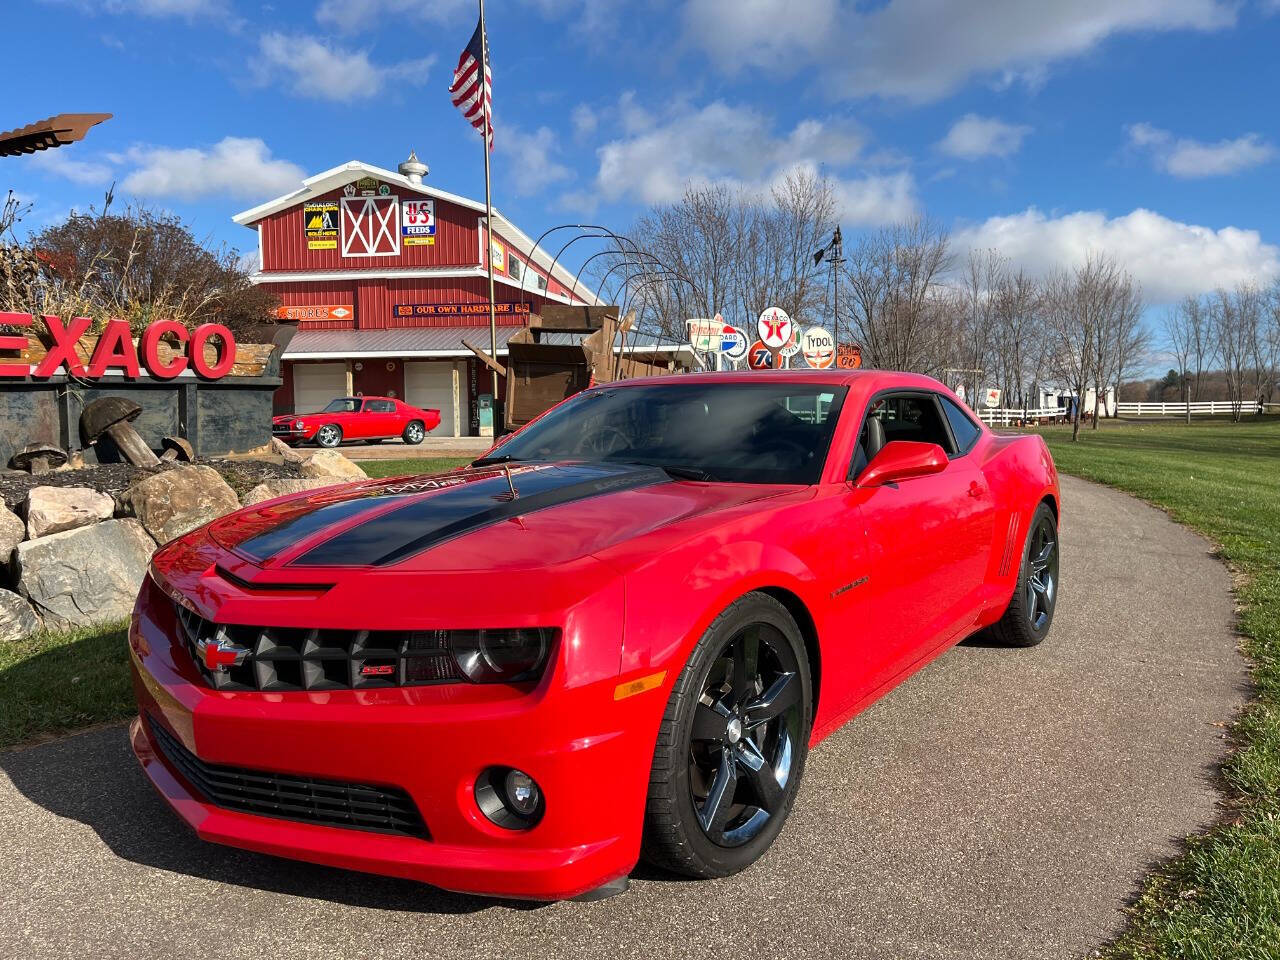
234 496 393 563
289 462 668 567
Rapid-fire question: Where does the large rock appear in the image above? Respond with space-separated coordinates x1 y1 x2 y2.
25 485 114 539
120 465 240 545
270 437 306 466
243 478 338 506
300 450 367 482
15 519 154 630
0 504 23 563
0 588 40 642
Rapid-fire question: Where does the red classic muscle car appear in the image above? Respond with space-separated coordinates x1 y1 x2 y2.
272 396 441 447
130 370 1060 901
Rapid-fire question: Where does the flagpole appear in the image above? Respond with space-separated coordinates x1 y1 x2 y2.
478 0 499 436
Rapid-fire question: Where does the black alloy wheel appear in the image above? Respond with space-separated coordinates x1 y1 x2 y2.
689 624 801 846
1024 512 1058 632
989 502 1060 647
643 592 811 878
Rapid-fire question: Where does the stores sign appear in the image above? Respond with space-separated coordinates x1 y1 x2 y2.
0 313 237 380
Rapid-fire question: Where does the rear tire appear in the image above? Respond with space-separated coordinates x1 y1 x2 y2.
989 503 1059 647
641 592 811 879
402 420 426 445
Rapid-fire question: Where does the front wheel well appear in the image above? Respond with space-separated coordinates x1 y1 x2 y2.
756 586 821 723
1039 493 1059 521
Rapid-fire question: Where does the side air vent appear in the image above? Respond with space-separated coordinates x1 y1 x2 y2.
997 513 1019 577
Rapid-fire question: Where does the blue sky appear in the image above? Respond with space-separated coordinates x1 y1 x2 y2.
9 0 1280 306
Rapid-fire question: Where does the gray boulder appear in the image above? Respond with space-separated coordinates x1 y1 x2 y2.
15 518 155 630
300 450 367 482
25 485 114 539
243 478 338 506
0 588 40 642
119 465 240 545
0 504 23 564
270 437 307 466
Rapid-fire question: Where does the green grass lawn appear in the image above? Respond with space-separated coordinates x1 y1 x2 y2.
360 457 471 479
0 620 133 750
1037 417 1280 959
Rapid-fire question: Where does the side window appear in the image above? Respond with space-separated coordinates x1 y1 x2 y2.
938 395 982 455
367 400 395 413
870 395 954 452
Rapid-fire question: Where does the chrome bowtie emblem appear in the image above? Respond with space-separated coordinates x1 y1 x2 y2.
196 633 249 672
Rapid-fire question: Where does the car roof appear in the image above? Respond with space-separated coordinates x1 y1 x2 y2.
600 368 948 392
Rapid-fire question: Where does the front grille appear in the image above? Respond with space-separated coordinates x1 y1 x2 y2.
148 718 429 838
174 602 463 692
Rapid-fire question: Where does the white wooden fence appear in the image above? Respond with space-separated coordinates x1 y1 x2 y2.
1114 401 1275 416
978 401 1278 424
977 407 1068 426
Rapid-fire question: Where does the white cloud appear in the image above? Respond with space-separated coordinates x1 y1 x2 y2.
938 114 1031 160
594 100 863 202
98 0 227 16
316 0 473 29
1125 123 1276 178
571 104 598 141
119 137 305 200
953 207 1280 302
583 98 910 225
503 126 573 195
27 149 115 186
254 32 435 102
681 0 1237 102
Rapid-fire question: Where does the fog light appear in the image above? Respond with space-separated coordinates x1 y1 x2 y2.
505 769 539 815
475 766 544 830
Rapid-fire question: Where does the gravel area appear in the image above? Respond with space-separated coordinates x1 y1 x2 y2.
0 457 304 512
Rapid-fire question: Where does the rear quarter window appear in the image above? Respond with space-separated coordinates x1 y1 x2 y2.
939 395 982 454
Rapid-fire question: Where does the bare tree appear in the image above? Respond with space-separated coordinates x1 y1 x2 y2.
1210 284 1262 421
842 217 953 373
1041 254 1137 440
1164 300 1197 424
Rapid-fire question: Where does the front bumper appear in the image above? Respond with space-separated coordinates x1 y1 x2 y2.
128 579 657 900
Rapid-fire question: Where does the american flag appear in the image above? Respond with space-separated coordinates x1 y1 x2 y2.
449 17 493 150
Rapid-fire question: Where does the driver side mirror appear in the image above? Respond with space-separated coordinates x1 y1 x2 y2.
854 440 948 488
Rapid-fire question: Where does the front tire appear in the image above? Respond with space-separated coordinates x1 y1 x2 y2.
642 592 811 879
989 503 1060 647
315 424 343 448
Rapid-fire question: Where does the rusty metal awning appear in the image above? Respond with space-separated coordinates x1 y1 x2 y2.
282 325 693 360
0 113 112 157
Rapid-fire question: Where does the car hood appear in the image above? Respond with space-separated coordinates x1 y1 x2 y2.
273 412 327 422
205 461 791 573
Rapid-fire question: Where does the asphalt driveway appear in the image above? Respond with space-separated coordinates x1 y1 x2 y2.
0 477 1247 960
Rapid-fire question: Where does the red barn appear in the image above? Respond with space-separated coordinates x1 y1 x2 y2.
234 154 639 437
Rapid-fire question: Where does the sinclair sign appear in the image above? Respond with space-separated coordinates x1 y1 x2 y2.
0 313 238 380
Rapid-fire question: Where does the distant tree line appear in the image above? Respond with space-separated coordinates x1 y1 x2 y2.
610 177 1154 441
1161 286 1280 423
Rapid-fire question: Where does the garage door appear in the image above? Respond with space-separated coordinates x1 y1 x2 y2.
404 361 457 437
292 362 348 414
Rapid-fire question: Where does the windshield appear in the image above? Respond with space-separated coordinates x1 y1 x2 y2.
482 382 847 484
322 398 360 413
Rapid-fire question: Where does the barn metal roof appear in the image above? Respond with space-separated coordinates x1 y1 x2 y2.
282 325 694 360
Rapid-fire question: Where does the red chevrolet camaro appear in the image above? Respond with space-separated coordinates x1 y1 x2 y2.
272 395 441 447
129 370 1060 901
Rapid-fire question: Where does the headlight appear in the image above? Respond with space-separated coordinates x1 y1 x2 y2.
450 628 551 683
294 419 305 429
